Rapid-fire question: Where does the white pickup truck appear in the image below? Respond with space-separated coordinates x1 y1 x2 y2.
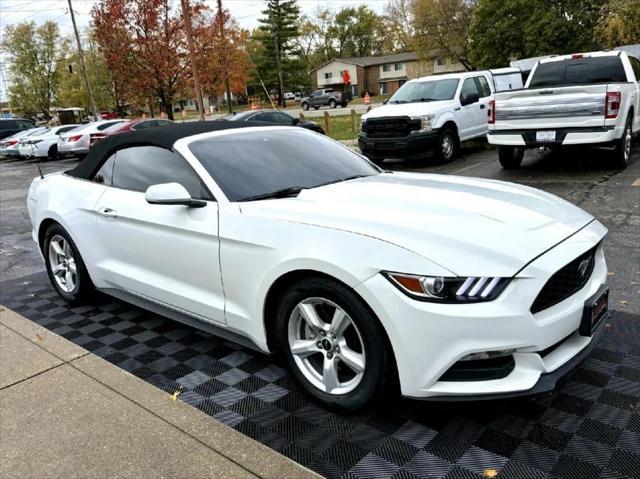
359 69 522 164
488 51 640 169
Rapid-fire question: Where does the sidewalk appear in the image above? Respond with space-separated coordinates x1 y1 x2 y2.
0 306 321 479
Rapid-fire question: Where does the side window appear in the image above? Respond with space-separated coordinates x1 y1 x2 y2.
156 120 173 127
19 120 33 128
92 153 116 186
112 146 213 200
631 57 640 82
460 78 479 101
97 121 122 131
133 121 156 130
475 76 492 97
57 126 77 135
273 113 295 125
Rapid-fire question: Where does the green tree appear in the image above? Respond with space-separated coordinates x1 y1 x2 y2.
330 6 385 58
470 0 606 69
412 0 477 71
596 0 640 48
1 21 61 117
384 0 416 53
256 0 302 105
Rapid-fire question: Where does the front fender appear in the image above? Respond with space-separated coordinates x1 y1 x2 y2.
433 111 458 130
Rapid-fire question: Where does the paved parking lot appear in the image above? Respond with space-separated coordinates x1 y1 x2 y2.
1 144 639 479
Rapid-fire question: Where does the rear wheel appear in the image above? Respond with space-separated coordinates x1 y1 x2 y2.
498 145 525 169
43 224 94 304
47 144 58 161
434 128 459 162
329 99 337 109
613 117 632 169
275 277 394 410
302 102 309 111
314 106 319 110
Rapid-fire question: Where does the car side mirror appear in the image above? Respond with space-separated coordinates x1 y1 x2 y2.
382 99 388 105
293 118 300 125
145 182 206 208
461 91 479 106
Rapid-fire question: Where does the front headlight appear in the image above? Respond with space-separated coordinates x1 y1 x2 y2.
383 272 509 302
411 114 435 133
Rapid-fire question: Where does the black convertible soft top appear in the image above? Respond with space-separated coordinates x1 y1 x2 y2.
66 121 266 180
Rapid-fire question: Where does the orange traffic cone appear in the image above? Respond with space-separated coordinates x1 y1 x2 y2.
181 109 187 117
160 111 167 119
364 92 370 105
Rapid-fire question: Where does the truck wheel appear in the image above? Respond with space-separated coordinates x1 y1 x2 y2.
302 102 309 111
314 106 319 110
498 146 524 169
329 99 337 109
614 117 632 169
341 103 348 108
435 128 459 162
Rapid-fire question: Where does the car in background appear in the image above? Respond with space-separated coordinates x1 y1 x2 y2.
103 118 174 136
0 128 46 158
57 120 126 158
488 51 640 169
284 92 296 101
220 110 325 134
301 89 351 110
18 124 82 160
99 111 119 120
0 118 35 140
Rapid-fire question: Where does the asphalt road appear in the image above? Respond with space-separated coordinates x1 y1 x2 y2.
1 142 638 314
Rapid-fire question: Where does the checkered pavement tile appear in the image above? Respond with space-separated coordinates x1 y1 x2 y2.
1 272 639 479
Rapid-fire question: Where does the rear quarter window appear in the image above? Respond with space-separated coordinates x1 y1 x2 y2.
530 56 628 87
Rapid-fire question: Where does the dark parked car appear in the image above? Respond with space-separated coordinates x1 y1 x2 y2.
301 89 351 110
0 118 35 140
220 110 325 134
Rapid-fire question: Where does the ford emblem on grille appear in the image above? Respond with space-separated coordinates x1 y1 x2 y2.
577 257 591 278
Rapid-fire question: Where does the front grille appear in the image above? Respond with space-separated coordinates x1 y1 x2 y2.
530 245 597 314
363 116 419 138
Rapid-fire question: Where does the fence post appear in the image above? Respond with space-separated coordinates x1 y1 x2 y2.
299 112 305 122
350 109 356 133
324 111 330 135
367 105 372 112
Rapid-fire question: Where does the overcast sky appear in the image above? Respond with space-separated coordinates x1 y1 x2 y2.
0 0 388 102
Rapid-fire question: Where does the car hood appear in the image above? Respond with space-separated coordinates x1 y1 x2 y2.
240 172 594 277
363 101 453 120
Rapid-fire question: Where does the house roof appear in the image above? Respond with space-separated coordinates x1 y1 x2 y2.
310 52 418 72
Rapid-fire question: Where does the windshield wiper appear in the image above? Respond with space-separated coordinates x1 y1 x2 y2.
241 187 304 202
316 174 369 188
410 97 437 103
388 100 408 104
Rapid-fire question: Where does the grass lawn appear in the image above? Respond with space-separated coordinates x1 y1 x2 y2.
324 113 362 141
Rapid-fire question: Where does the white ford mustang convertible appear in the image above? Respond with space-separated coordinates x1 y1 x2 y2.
27 122 609 410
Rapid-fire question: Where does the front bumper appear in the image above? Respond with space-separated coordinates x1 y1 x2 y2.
355 220 608 399
487 125 623 147
358 130 440 159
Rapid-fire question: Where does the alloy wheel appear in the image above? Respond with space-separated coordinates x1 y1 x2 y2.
441 134 454 160
288 297 365 395
48 234 77 293
624 124 632 162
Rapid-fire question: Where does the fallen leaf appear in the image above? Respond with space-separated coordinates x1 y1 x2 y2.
620 300 629 305
483 469 499 478
170 390 181 401
608 272 615 276
35 333 44 342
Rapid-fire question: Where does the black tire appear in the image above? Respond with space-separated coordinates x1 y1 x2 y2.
275 277 395 411
302 102 309 111
47 144 58 161
613 116 633 169
434 128 459 162
341 103 348 108
329 99 337 109
498 145 525 169
43 223 94 304
314 106 319 110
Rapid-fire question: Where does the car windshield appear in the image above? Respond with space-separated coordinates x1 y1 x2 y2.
189 129 379 201
26 127 48 137
388 78 460 103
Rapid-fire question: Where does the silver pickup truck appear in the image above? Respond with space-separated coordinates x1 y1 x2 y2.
488 51 640 169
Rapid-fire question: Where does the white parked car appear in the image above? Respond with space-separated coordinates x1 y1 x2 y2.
18 124 82 160
27 124 609 410
488 51 640 169
359 70 522 164
0 128 46 158
57 120 126 157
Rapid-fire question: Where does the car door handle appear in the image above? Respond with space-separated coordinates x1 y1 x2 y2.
98 207 118 219
480 104 486 109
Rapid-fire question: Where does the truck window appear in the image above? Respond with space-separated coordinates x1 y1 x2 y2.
474 76 492 97
630 56 640 82
529 56 627 88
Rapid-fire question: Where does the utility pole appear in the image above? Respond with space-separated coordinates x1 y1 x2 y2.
217 0 232 114
68 0 97 120
181 0 205 121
